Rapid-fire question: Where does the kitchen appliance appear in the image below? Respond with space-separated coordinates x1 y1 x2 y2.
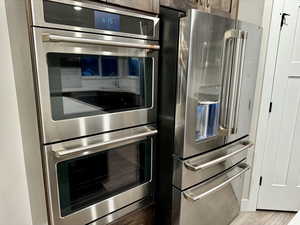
157 7 262 225
27 1 159 225
43 125 157 225
28 0 160 144
29 0 160 40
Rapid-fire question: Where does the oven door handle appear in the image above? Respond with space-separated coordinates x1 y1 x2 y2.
52 127 158 158
42 33 160 50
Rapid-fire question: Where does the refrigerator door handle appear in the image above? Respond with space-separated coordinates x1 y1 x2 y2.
220 30 248 135
219 29 238 135
232 31 248 133
183 163 250 201
184 141 253 171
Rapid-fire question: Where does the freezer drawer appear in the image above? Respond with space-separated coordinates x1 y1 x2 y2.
172 162 250 225
173 139 252 190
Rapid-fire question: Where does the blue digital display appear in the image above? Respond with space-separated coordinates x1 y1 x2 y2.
94 11 120 32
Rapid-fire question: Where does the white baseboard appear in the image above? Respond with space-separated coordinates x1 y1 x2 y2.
241 199 256 212
288 211 300 225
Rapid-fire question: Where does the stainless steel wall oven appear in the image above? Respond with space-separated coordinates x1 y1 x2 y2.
44 125 156 225
28 0 160 144
27 1 159 225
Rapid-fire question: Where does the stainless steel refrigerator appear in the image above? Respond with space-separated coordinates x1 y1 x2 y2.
157 7 262 225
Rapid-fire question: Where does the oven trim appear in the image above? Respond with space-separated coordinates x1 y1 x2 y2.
28 0 160 40
32 27 159 144
43 126 156 225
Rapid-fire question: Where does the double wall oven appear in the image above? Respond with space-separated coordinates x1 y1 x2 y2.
27 0 159 225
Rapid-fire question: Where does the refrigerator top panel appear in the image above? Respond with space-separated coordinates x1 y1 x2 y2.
175 10 261 159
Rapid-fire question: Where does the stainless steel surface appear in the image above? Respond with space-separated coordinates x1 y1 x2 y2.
227 31 248 135
219 29 239 135
28 0 160 40
173 161 249 225
174 15 189 160
43 127 156 225
174 10 262 158
32 28 158 144
232 31 248 133
89 198 152 225
175 9 237 158
184 141 253 171
107 0 159 14
226 21 262 143
52 125 157 158
183 164 250 201
43 33 160 50
173 137 251 190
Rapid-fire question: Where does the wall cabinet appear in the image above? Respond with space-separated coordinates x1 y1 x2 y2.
206 0 239 19
109 204 155 225
160 0 239 19
107 0 159 13
160 0 199 12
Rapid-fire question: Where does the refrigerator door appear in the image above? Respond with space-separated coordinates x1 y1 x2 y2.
175 10 236 158
226 21 262 143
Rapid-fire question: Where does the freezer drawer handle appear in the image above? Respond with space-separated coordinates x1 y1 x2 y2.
42 33 160 50
52 126 158 158
183 164 250 201
184 142 253 171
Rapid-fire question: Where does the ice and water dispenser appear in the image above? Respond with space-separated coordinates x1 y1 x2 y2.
196 99 220 141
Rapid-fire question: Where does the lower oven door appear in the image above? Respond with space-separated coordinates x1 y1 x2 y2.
43 125 157 225
172 162 250 225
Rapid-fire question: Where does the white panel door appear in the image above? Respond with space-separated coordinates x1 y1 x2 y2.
257 0 300 211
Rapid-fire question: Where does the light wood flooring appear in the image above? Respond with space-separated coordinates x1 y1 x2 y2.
230 211 296 225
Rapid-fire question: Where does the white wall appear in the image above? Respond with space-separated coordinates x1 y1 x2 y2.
0 1 33 225
237 0 268 211
238 0 265 25
4 0 49 224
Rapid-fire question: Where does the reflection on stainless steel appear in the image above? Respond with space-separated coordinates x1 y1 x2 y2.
28 0 160 40
43 126 156 225
32 27 159 143
89 198 152 225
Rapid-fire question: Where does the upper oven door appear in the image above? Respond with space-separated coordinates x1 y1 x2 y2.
33 28 159 144
29 0 159 40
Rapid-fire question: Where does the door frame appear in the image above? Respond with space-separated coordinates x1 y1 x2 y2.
243 0 287 211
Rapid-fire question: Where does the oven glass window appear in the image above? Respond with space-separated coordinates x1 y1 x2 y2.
57 139 152 217
43 1 154 37
47 53 153 120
